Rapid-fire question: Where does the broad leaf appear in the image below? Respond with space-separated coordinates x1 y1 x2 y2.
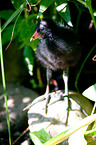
85 128 96 145
2 24 18 45
23 46 35 76
83 84 96 102
30 128 51 145
18 14 39 49
37 0 54 18
55 0 72 26
0 10 15 21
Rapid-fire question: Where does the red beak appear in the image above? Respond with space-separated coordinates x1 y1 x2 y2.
30 29 40 42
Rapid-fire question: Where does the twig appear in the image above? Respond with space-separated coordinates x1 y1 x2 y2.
5 12 21 50
12 127 29 145
25 0 41 12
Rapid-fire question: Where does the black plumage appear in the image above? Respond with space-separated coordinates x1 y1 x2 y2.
30 18 82 71
30 18 82 119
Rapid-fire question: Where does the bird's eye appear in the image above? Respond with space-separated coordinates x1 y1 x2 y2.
40 24 46 30
37 28 40 32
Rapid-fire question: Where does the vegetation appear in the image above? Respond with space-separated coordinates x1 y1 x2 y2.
0 0 96 144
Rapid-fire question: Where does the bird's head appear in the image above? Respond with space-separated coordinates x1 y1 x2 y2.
30 19 57 41
30 19 48 41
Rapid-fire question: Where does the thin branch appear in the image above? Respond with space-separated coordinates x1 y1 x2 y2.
12 127 29 145
5 12 21 50
25 0 41 13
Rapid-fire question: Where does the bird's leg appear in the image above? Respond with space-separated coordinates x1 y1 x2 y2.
63 68 69 96
45 67 52 113
63 68 70 125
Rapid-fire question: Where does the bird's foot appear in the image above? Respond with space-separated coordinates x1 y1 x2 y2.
62 93 71 125
44 91 71 125
65 95 71 126
44 93 51 114
44 90 64 113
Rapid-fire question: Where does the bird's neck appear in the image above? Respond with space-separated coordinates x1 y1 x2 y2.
43 30 57 42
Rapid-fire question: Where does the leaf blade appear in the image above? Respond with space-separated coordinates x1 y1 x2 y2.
83 84 96 102
55 0 72 26
1 2 26 32
30 128 51 145
37 0 54 18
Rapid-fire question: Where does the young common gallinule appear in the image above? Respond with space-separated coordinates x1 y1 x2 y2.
30 18 82 121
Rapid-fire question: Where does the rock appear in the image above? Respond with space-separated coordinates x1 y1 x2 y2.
0 83 39 137
28 91 93 145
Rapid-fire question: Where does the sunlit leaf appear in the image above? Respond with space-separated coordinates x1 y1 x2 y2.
30 128 51 145
23 46 35 76
37 0 54 18
55 0 72 26
94 12 96 16
83 84 96 102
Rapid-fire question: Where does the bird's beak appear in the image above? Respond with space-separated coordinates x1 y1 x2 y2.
30 29 41 42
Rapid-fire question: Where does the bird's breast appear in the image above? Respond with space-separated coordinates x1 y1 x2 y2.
36 38 81 70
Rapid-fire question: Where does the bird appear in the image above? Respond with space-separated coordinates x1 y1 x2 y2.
30 18 82 124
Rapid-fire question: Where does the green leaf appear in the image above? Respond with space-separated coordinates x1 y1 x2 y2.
55 0 72 26
11 0 39 9
1 2 26 32
2 24 18 45
94 11 96 16
86 0 96 30
18 14 39 49
0 10 15 21
37 0 54 18
76 0 87 7
88 140 96 145
11 0 26 9
30 128 51 145
23 46 34 76
83 84 96 102
86 0 91 9
85 128 96 140
85 128 96 145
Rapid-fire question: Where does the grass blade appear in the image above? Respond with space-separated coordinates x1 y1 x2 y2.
0 19 12 145
43 114 96 145
1 1 26 32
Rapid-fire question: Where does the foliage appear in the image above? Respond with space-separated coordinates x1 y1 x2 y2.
30 128 51 145
0 0 96 144
29 114 96 145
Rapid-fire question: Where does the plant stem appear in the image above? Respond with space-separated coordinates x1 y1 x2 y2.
0 19 12 145
75 44 96 92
